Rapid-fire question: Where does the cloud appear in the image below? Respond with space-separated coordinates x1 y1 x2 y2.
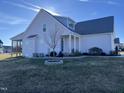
79 0 120 6
23 2 60 15
107 1 119 5
79 0 89 2
45 7 60 15
24 2 60 15
0 13 28 25
3 1 60 15
3 1 40 12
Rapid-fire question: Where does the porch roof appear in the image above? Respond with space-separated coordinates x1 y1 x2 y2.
11 32 25 41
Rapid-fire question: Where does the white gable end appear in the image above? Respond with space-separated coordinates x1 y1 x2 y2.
24 9 77 38
22 9 79 57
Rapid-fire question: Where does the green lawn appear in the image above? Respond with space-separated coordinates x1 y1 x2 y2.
0 54 17 61
0 57 124 93
0 54 12 60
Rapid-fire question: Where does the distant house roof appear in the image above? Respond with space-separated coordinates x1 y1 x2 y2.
3 46 11 49
75 16 114 35
114 38 120 44
11 32 25 41
0 40 3 44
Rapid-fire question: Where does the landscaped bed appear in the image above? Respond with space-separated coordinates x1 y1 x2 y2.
0 57 124 93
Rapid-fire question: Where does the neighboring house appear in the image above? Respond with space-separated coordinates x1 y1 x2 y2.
119 43 124 49
11 9 117 57
0 40 12 53
3 46 12 53
114 38 120 49
0 40 3 53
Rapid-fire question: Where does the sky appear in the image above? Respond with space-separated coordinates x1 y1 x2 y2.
0 0 124 45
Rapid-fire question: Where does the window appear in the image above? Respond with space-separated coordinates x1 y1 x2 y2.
69 23 74 29
43 24 46 32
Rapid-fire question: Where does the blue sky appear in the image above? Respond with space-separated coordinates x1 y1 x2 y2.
0 0 124 45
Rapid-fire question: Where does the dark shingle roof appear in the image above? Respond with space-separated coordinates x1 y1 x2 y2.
0 40 3 44
75 16 114 35
53 16 68 26
114 38 120 44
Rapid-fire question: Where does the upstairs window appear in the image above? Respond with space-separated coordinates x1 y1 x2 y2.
69 23 74 29
43 24 46 32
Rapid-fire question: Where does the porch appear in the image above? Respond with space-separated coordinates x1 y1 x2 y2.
11 32 24 57
11 40 22 57
61 34 80 53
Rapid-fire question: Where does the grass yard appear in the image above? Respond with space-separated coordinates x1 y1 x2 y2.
0 57 124 93
0 54 17 61
0 54 12 60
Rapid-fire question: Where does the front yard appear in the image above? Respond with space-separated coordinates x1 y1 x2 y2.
0 57 124 93
0 54 12 60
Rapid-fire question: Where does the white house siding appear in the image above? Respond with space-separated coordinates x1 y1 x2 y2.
80 33 115 54
22 37 36 57
63 36 69 53
19 9 115 57
111 33 116 49
22 9 77 57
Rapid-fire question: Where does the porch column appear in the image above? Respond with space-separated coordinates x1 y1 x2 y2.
78 37 80 52
19 41 21 56
11 40 14 57
16 41 18 56
74 36 76 52
69 35 72 53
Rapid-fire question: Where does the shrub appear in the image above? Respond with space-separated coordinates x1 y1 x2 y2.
101 52 107 56
33 53 38 57
73 50 82 56
58 51 64 57
82 52 89 55
50 51 57 57
69 50 82 56
45 54 49 57
39 53 44 57
89 47 103 55
109 51 116 56
121 48 124 51
71 48 74 54
33 53 44 57
109 51 120 56
115 46 119 55
63 53 70 57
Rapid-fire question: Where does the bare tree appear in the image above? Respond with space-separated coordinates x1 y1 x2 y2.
44 24 63 56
